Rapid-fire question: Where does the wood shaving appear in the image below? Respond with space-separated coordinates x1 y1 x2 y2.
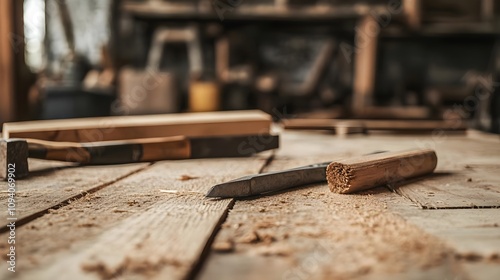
159 189 179 194
177 175 199 181
238 231 260 244
253 245 292 257
212 240 235 253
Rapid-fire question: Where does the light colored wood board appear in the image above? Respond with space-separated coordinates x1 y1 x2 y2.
201 186 499 280
199 162 459 280
2 110 271 142
379 191 500 259
0 155 271 279
0 159 150 230
462 262 500 280
28 193 230 280
377 191 500 280
200 131 500 279
199 132 469 279
202 254 462 280
391 167 500 208
467 129 500 143
389 130 500 209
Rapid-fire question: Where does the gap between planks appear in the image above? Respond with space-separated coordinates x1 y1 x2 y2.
5 154 274 280
186 151 277 280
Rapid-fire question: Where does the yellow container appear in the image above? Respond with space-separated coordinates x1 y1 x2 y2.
189 81 221 112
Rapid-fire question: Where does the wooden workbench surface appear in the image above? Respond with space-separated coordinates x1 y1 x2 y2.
1 130 499 280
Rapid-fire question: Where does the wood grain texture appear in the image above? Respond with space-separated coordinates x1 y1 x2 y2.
379 190 500 258
391 167 500 208
0 155 271 279
0 159 149 231
1 130 499 279
200 131 500 280
199 133 462 280
2 110 271 142
379 189 500 280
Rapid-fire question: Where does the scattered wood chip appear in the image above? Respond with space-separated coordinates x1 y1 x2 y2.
238 231 260 244
255 221 276 229
159 190 201 195
259 233 276 244
253 244 292 256
159 190 179 194
178 175 199 181
78 223 97 228
127 200 139 206
212 240 235 253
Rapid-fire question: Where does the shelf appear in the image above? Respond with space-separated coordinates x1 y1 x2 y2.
122 1 383 21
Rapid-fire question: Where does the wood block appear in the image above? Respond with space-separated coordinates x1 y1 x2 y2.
1 139 29 180
2 110 272 142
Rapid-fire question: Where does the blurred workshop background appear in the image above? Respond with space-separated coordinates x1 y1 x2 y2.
0 0 499 133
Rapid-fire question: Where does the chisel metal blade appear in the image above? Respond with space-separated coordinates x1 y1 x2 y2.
206 162 329 198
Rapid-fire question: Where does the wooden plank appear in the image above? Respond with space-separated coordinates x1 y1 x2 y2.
360 106 430 119
0 0 14 123
2 110 271 142
200 189 465 280
122 1 383 21
199 132 500 279
462 263 500 280
391 167 500 209
392 135 500 209
0 155 272 279
379 191 500 258
378 190 500 280
282 118 467 131
0 159 150 230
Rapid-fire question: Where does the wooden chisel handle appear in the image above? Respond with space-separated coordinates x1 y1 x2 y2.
326 149 437 194
27 136 191 164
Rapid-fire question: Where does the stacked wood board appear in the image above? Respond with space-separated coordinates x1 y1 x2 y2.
2 110 272 142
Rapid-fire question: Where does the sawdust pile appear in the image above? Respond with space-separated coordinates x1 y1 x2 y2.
212 186 454 279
